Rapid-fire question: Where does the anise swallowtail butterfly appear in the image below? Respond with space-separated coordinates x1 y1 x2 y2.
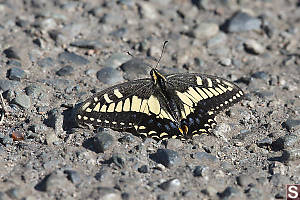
76 44 244 140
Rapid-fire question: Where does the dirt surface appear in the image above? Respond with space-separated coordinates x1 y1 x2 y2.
0 0 300 199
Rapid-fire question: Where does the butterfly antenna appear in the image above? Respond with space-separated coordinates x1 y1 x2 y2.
154 41 168 69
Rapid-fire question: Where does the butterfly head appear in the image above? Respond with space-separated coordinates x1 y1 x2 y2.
150 69 167 88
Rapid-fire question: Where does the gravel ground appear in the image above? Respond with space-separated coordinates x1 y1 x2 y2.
0 0 300 199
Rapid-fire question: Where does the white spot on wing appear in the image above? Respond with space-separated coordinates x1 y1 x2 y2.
104 93 113 103
148 95 160 115
114 89 123 99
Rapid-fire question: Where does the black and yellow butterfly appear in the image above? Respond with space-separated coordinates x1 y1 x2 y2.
76 65 244 140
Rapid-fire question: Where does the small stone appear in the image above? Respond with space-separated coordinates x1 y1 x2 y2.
0 135 13 146
25 85 42 98
244 39 264 55
94 131 114 153
6 187 28 199
151 149 181 168
11 131 24 141
166 138 183 149
219 187 243 199
192 22 219 39
269 161 286 175
37 57 55 68
219 58 231 66
111 154 125 168
138 165 149 173
224 11 261 33
0 80 20 92
58 52 89 66
103 53 132 69
45 132 60 145
120 58 149 80
110 27 127 38
70 40 103 49
56 65 74 76
3 47 20 60
7 67 26 81
64 170 81 185
194 152 217 163
193 165 210 177
159 178 181 191
45 109 64 134
7 60 22 67
257 137 273 147
13 94 31 109
207 32 227 48
251 71 268 80
283 118 300 131
236 175 254 187
48 29 66 44
137 2 158 20
202 185 218 196
90 187 121 200
96 67 124 85
281 149 300 161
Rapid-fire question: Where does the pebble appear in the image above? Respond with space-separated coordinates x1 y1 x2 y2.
96 67 124 84
236 175 254 187
64 169 81 185
48 29 67 45
91 187 121 200
192 22 219 39
218 58 231 66
256 137 273 147
281 149 300 161
7 67 26 81
201 185 218 197
110 27 127 38
269 174 289 187
3 47 20 60
193 152 217 163
7 60 22 67
45 132 60 145
94 131 114 153
151 149 181 168
206 32 227 48
103 53 132 69
56 65 74 76
25 84 42 98
166 138 183 149
38 171 74 193
37 57 55 68
244 39 265 55
111 154 125 168
0 134 13 146
6 187 28 199
193 165 210 177
0 80 20 92
45 109 64 134
120 58 149 80
58 52 89 66
219 187 243 200
137 2 158 20
138 165 149 173
251 71 268 80
13 93 31 109
159 178 181 191
70 40 103 49
269 161 286 175
224 11 261 32
283 118 300 131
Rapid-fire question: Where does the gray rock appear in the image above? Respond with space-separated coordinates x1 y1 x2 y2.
25 85 42 98
236 175 254 187
120 58 149 80
192 22 219 39
0 135 13 146
48 29 67 44
58 52 89 66
251 71 268 80
282 149 300 161
46 109 64 134
193 165 210 177
152 149 181 168
94 131 114 153
13 94 31 109
111 154 125 168
206 32 227 48
219 187 243 199
110 27 127 38
224 11 261 32
56 65 74 76
70 40 103 49
244 39 265 55
96 67 124 84
45 132 60 145
219 58 231 66
103 53 132 69
159 178 181 191
138 165 149 173
0 80 20 92
193 152 217 163
283 118 300 131
37 57 55 68
7 67 26 81
89 187 121 200
64 170 81 185
7 60 22 67
3 47 20 59
137 2 158 20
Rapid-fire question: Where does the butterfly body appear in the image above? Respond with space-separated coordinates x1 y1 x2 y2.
76 68 244 140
